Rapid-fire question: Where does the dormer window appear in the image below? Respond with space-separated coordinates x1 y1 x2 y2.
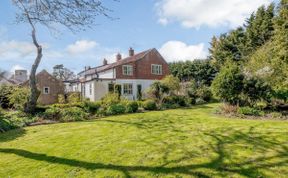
122 65 133 76
151 64 162 75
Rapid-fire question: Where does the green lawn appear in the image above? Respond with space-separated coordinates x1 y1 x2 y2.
0 104 287 178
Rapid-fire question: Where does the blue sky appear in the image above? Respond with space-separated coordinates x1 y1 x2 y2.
0 0 274 74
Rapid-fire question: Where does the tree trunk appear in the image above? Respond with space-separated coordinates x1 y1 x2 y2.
24 28 42 113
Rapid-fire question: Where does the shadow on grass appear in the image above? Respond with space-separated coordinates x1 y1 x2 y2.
0 128 26 143
1 125 287 177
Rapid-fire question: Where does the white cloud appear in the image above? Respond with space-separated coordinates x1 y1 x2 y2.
66 40 98 54
156 0 272 28
10 65 27 73
159 41 207 62
0 40 35 58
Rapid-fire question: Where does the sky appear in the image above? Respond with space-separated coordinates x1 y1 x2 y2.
0 0 275 74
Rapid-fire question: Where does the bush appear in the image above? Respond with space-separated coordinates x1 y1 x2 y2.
67 92 81 103
8 87 30 110
0 85 13 109
163 95 188 108
211 62 244 105
217 104 238 115
106 104 126 115
101 93 120 108
43 107 61 120
143 100 157 111
269 112 283 119
125 101 139 113
196 98 206 105
196 85 213 102
58 94 66 104
83 101 101 114
238 107 264 116
0 110 38 132
60 107 88 122
242 77 272 105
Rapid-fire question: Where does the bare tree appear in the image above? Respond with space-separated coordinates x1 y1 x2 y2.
12 0 116 113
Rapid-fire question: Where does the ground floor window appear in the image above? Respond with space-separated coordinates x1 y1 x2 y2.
43 87 50 94
108 83 115 93
123 84 133 95
89 84 92 95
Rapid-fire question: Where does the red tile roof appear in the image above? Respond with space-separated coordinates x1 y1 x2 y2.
79 48 154 76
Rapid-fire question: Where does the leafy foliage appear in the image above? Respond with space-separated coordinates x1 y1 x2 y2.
169 60 217 85
211 62 244 105
142 100 157 111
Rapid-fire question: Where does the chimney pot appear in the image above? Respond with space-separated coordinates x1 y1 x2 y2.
129 47 134 57
116 53 122 61
103 58 108 65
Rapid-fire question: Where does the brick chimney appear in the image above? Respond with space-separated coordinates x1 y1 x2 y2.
103 58 108 65
85 66 91 71
116 53 122 61
129 47 134 57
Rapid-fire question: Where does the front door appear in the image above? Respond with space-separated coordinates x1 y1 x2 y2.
137 84 142 100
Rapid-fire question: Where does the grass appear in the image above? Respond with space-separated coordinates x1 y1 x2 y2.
0 103 287 177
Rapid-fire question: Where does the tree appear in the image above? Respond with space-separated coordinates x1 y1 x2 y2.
169 60 217 85
147 75 180 106
53 64 75 81
211 62 244 105
12 0 115 113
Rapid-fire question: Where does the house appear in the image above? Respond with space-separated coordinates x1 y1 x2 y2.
23 70 65 105
67 48 170 101
0 76 16 85
0 70 28 86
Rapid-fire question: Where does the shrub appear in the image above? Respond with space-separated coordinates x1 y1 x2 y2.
238 107 264 116
242 77 272 105
106 104 126 115
8 87 30 110
143 100 157 111
196 85 213 102
211 62 244 105
269 112 283 119
101 93 120 108
125 101 139 113
67 92 81 103
0 110 38 132
43 107 61 120
83 101 101 114
58 94 66 104
0 85 13 109
50 103 84 109
60 107 88 122
218 104 239 115
163 95 188 108
196 98 206 105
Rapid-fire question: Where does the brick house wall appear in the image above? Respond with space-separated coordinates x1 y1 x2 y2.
115 49 169 79
22 70 65 105
36 70 64 105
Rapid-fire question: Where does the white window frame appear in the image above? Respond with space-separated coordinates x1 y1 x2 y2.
122 65 133 76
151 64 163 75
89 84 92 95
123 83 133 95
43 87 50 94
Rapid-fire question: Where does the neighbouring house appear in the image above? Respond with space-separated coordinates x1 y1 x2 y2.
23 70 65 105
0 70 28 86
66 48 170 101
0 76 16 85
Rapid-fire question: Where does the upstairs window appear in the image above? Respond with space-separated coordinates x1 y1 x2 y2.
122 65 133 76
151 64 163 75
123 84 133 95
43 87 50 94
